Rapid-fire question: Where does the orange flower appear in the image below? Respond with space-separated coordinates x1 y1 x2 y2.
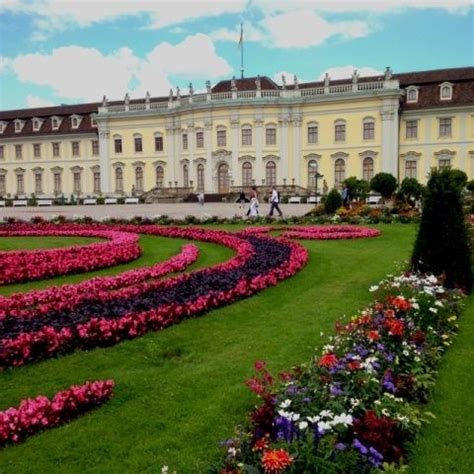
261 449 294 473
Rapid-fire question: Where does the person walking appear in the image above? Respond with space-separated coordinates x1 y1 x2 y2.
246 186 258 217
249 194 259 217
268 186 283 217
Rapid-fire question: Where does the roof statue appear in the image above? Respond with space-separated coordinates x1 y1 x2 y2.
101 95 108 107
176 86 181 99
205 80 212 94
169 88 173 100
188 82 194 95
352 69 359 84
281 74 286 89
124 93 130 105
294 75 299 90
324 73 330 87
145 91 150 104
255 75 261 90
384 66 393 80
231 76 237 91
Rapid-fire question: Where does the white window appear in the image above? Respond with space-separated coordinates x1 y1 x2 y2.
135 166 144 192
242 126 252 146
154 133 164 152
114 136 122 154
134 135 143 153
34 172 43 194
363 118 375 140
73 171 81 195
406 87 419 104
335 120 346 142
33 143 41 158
334 158 345 187
0 145 4 159
33 119 42 131
242 161 253 187
0 173 6 195
72 141 80 157
183 164 189 187
405 160 417 179
439 159 451 170
71 115 81 129
155 166 164 188
362 157 374 181
115 167 124 193
439 118 452 137
265 161 276 186
182 133 188 150
93 171 101 193
15 144 22 159
307 123 318 144
92 140 99 156
197 164 205 192
217 127 227 147
14 120 24 133
54 172 62 195
196 130 204 148
51 117 61 130
406 120 418 139
17 173 24 195
265 125 277 145
53 142 61 157
0 121 6 134
440 82 453 101
90 115 97 126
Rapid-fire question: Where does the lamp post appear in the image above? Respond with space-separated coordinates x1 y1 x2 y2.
309 161 323 205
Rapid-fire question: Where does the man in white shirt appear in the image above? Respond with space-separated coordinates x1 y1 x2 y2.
268 186 283 217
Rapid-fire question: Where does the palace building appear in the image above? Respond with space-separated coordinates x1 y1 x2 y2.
0 66 473 200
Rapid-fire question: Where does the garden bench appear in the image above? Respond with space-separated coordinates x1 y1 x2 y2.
38 200 53 206
367 195 381 205
83 198 97 205
0 201 5 207
307 196 321 204
125 197 139 204
105 198 118 205
13 200 27 207
288 196 302 204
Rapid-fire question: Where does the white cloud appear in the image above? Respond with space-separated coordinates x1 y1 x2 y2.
317 65 384 81
1 0 247 39
259 9 371 48
209 23 266 43
26 95 55 108
9 35 231 103
0 57 11 73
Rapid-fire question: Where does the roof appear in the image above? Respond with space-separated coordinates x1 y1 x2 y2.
212 76 280 92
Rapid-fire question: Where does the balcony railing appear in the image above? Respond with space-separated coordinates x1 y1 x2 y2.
99 79 399 114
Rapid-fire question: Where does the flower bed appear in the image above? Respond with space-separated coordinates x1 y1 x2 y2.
217 273 464 473
0 223 308 368
0 379 115 447
0 229 141 284
240 225 380 240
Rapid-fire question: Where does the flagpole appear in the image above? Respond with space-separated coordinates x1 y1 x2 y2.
240 23 244 79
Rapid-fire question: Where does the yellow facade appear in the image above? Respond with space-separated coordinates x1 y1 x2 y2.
1 70 473 198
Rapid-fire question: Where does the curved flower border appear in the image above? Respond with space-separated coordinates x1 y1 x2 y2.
0 229 141 284
218 273 465 473
0 379 115 447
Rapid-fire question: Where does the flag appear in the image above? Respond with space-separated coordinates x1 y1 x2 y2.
238 23 243 49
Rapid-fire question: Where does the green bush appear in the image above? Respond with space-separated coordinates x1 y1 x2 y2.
398 177 423 206
344 176 370 201
412 169 472 293
324 188 342 214
466 179 474 192
370 172 397 199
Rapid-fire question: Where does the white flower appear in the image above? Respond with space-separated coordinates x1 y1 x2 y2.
307 415 320 423
298 421 309 431
161 467 169 474
435 300 444 307
333 414 353 426
411 302 420 310
350 398 360 407
374 400 382 405
403 350 410 356
319 410 333 418
278 409 292 419
429 307 438 314
382 409 390 417
369 285 379 292
291 413 301 422
228 447 237 457
317 421 333 432
280 399 292 408
427 275 438 284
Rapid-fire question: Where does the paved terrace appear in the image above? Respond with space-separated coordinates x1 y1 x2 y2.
0 203 315 221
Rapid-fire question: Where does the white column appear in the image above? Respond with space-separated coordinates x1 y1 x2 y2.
187 125 196 189
166 125 175 186
279 115 289 184
255 118 264 185
231 119 240 186
424 116 433 180
459 112 467 172
380 98 399 178
98 124 110 193
173 125 182 186
292 116 302 186
204 121 213 192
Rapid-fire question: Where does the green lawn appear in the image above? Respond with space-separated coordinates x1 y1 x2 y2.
0 224 471 473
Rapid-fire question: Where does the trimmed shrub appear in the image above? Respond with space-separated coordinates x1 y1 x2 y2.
412 169 472 293
324 188 342 214
370 172 397 199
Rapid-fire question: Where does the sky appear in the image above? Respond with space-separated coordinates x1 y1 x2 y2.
0 0 473 111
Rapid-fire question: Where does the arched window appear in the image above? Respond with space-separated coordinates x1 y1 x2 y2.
115 167 123 193
183 164 189 187
405 160 417 179
242 161 253 187
197 164 205 192
406 87 418 103
440 83 453 100
155 166 164 188
334 159 345 187
362 157 374 181
218 163 230 193
135 166 144 192
307 160 318 188
266 161 276 186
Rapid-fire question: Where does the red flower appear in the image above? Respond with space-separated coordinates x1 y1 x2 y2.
389 296 412 312
261 448 294 473
253 437 269 451
385 319 404 337
347 360 361 371
367 330 381 341
318 353 338 368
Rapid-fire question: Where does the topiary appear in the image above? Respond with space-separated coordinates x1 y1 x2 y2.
412 169 472 293
370 173 397 200
324 188 342 214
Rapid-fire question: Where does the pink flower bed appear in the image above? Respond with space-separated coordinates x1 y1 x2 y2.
0 229 141 284
0 224 306 368
240 225 381 240
0 379 115 447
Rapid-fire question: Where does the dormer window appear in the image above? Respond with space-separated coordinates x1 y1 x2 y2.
0 121 6 134
440 82 453 101
32 118 43 131
90 114 97 127
70 114 82 129
51 116 62 130
14 120 25 133
406 86 419 104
